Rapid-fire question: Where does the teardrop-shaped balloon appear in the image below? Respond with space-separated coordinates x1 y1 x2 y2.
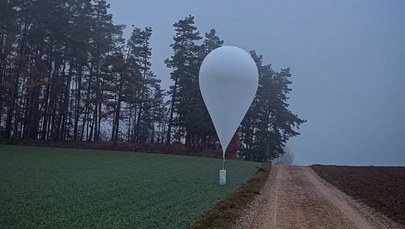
199 46 259 159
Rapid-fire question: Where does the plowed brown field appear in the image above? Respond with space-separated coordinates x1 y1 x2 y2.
312 165 405 226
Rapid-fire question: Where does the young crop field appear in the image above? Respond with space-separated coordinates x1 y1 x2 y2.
311 165 405 226
0 145 259 228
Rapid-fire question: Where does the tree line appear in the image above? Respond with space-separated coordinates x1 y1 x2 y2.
0 0 305 161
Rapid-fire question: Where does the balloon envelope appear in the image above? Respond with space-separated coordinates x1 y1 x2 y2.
199 46 259 157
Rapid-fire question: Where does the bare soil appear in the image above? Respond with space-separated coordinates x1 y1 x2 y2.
235 165 403 229
312 165 405 226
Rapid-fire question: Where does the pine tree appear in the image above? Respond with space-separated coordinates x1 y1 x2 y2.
127 26 154 143
165 15 202 145
85 0 118 141
0 0 20 138
240 51 306 161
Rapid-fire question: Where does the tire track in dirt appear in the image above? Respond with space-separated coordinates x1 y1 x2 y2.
235 165 403 229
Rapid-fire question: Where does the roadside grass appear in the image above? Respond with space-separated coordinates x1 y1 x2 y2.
0 145 259 228
192 164 271 229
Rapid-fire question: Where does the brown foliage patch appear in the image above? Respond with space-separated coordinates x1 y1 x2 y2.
0 140 240 160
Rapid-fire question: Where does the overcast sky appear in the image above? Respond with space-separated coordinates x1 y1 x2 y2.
107 0 405 166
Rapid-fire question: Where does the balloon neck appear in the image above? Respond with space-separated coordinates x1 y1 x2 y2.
222 153 225 170
221 146 226 170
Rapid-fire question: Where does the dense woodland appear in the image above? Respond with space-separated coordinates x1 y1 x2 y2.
0 0 305 161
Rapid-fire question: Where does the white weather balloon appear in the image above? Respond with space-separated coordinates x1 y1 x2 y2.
199 46 259 168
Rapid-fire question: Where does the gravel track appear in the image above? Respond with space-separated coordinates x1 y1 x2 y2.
235 165 403 229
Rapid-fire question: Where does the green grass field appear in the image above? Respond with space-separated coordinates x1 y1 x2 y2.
0 145 259 228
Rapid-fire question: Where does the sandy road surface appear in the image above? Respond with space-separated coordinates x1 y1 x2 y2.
235 165 402 229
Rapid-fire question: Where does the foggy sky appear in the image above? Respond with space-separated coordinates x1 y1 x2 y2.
107 0 405 166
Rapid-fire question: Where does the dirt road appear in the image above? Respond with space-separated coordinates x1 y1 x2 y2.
235 165 402 229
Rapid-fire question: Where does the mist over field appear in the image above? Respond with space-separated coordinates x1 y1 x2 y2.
108 0 405 166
